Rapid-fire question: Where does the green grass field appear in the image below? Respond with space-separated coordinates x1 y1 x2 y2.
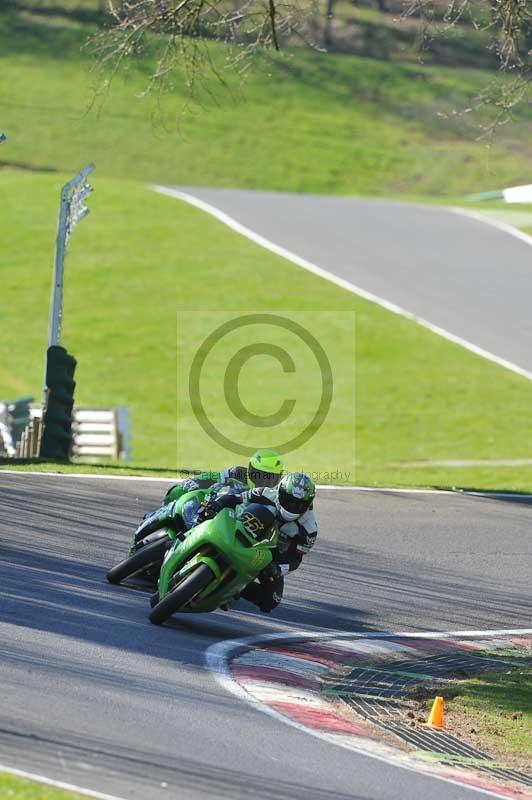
433 661 532 763
1 13 531 198
0 772 88 800
453 668 532 759
2 169 532 489
2 11 532 489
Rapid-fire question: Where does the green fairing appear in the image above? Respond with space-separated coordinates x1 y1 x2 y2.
128 488 208 553
157 507 277 613
164 485 185 504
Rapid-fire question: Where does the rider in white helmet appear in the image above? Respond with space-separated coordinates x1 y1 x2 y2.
199 472 317 612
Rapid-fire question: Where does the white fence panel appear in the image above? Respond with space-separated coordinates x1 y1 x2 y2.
23 405 130 461
74 409 114 423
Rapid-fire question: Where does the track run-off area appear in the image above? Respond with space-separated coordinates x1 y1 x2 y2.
209 630 532 800
1 472 531 800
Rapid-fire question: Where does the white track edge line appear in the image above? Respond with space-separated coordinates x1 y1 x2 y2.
209 627 532 651
151 184 532 383
449 206 532 249
0 763 128 800
2 469 532 500
206 628 532 800
0 470 173 483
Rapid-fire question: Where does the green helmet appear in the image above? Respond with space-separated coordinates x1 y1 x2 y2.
247 448 284 489
277 472 315 521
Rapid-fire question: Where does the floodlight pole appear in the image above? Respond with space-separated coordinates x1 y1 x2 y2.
43 163 94 403
47 163 95 349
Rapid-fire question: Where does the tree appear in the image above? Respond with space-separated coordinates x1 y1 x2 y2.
404 0 531 121
323 0 336 48
92 0 317 103
405 0 530 72
93 0 530 109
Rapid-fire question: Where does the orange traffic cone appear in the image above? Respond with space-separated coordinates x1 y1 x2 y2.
427 696 444 728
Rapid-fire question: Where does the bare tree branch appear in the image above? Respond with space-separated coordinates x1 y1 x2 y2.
402 0 531 128
404 0 531 74
90 0 318 106
90 0 530 119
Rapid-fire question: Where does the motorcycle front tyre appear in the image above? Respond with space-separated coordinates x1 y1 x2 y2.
148 563 214 625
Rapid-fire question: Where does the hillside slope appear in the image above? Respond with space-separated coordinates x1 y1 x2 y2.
1 13 530 197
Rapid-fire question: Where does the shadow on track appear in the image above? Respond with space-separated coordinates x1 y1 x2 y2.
0 722 371 800
1 473 530 668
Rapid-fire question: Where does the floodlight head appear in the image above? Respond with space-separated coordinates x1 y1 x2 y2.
66 181 93 243
63 163 95 245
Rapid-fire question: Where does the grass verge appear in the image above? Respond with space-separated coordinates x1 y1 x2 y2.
1 13 531 198
0 771 93 800
427 661 532 773
0 459 179 478
1 170 532 490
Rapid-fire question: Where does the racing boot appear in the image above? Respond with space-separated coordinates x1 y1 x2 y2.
240 574 284 613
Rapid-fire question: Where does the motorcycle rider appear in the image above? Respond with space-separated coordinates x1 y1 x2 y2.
198 472 317 613
133 448 284 547
162 448 284 504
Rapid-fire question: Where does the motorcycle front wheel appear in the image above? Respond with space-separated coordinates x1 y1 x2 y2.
148 563 214 625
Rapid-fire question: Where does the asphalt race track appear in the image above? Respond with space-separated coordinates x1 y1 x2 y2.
1 473 531 800
169 188 532 375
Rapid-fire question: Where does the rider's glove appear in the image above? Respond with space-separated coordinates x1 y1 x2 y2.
197 490 241 523
196 496 223 523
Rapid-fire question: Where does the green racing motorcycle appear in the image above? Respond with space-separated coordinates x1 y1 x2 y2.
148 502 278 625
106 488 208 585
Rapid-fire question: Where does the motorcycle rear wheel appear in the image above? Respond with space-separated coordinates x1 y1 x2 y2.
148 563 214 625
106 535 171 585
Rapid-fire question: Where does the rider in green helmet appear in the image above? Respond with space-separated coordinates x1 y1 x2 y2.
164 447 284 503
246 448 285 489
134 449 284 541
